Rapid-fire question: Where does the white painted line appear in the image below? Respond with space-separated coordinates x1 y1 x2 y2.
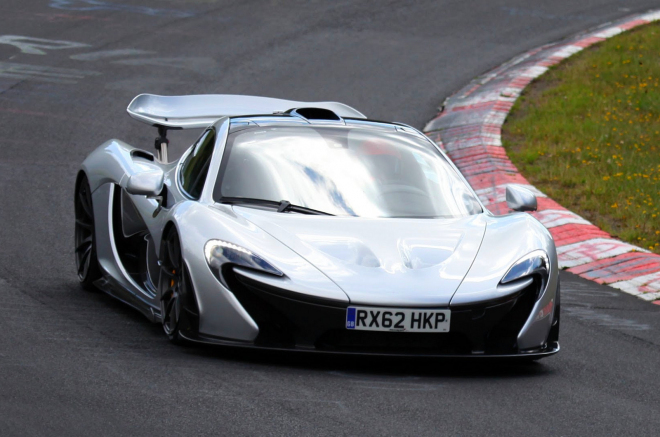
452 91 512 107
484 111 507 125
557 238 647 269
448 131 502 141
49 0 195 18
533 209 591 229
610 272 660 296
550 44 584 59
637 291 660 301
519 65 548 79
446 136 502 150
112 56 219 73
607 284 642 296
0 35 88 55
70 49 154 61
0 62 100 84
641 11 660 22
593 27 623 38
499 87 523 99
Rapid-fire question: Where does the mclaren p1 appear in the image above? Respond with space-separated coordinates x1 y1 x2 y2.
74 94 560 358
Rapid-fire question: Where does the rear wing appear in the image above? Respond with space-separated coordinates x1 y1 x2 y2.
126 94 367 129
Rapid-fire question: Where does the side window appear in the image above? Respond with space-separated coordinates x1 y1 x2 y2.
180 129 216 199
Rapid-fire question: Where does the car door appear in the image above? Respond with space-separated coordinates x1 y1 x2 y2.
118 128 217 303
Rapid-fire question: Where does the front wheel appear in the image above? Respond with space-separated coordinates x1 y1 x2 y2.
158 227 198 344
75 174 101 290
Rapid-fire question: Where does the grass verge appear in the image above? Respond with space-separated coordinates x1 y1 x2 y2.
503 22 660 254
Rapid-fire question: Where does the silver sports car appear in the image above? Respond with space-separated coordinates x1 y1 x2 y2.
75 94 559 358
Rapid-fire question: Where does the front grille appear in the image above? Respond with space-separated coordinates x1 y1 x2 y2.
225 266 346 348
485 277 541 354
224 266 541 355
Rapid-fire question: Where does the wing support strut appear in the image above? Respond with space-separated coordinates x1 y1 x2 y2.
155 126 169 163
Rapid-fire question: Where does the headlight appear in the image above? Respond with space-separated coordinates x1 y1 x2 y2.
204 239 283 286
500 250 549 299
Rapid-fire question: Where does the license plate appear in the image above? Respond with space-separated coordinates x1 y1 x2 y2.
346 307 450 333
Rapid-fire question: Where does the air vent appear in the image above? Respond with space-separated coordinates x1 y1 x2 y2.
130 149 155 161
289 107 342 122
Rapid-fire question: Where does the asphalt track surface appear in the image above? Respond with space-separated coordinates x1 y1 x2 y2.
2 1 660 436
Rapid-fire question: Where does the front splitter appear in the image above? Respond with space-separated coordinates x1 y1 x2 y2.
178 332 560 360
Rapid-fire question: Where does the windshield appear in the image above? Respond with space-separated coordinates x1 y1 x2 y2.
214 124 482 218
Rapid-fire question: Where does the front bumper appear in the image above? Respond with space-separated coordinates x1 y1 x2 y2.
187 268 559 359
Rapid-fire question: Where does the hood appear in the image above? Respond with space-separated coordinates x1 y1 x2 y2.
233 206 487 306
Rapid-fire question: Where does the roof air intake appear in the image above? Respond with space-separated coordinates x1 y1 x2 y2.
290 107 342 121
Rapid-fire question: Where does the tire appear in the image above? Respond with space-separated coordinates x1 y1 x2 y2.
158 227 198 344
75 174 102 290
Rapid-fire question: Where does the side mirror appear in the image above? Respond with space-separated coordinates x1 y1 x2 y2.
125 169 164 197
506 185 537 212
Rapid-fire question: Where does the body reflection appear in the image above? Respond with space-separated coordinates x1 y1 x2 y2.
215 125 482 218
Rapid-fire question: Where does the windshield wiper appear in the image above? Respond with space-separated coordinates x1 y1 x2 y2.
221 197 333 216
277 200 292 213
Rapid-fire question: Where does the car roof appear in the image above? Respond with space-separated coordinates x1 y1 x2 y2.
228 114 428 141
